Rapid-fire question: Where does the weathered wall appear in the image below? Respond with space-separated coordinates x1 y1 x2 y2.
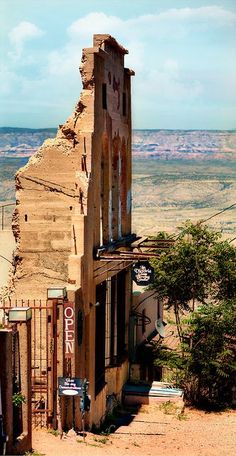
12 35 133 299
12 34 134 428
12 111 88 300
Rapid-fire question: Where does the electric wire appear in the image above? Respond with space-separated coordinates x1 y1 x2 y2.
166 202 236 241
0 254 13 265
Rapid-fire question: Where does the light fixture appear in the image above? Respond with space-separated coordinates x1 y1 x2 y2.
47 287 67 300
8 307 32 322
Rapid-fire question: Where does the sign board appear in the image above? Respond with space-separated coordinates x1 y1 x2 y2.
132 261 154 286
58 377 83 396
64 302 75 358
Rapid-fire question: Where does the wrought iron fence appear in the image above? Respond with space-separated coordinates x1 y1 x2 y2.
0 299 55 428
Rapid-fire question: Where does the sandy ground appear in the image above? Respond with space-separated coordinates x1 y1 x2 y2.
32 405 236 456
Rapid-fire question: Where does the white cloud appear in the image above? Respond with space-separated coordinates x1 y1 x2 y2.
59 6 236 76
8 21 44 59
0 64 20 96
2 6 236 127
68 12 123 41
156 6 236 23
67 7 236 43
135 62 203 104
47 43 82 77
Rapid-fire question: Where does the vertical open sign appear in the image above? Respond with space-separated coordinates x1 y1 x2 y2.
64 302 75 358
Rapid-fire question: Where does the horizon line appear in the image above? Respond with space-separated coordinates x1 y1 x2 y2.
0 126 236 132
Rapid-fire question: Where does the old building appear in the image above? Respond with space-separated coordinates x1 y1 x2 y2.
11 35 135 428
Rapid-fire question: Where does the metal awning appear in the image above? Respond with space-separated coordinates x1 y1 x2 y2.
95 234 174 262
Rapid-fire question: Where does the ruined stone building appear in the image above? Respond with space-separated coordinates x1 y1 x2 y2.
11 35 135 428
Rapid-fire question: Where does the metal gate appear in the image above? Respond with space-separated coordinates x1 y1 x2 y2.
0 299 61 428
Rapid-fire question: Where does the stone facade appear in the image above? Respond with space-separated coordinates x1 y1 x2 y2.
12 35 134 428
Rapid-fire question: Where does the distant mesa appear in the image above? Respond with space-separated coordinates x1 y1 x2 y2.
0 128 235 161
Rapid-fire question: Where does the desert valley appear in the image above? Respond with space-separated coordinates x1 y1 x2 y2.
1 127 235 240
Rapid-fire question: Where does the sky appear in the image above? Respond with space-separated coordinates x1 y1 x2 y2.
1 0 236 130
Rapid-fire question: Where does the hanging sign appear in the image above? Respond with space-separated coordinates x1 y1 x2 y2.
132 261 154 286
58 377 83 396
64 302 75 358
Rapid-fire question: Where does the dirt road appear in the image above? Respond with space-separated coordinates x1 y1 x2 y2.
32 405 236 456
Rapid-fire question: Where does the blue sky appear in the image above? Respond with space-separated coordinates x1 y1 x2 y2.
1 0 236 129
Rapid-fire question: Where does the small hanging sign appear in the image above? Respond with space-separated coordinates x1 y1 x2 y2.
132 261 154 286
58 377 83 396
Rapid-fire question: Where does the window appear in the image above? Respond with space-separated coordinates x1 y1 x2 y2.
95 282 106 396
104 271 127 367
96 271 127 396
117 270 126 361
122 92 126 116
101 134 112 244
102 83 107 110
105 277 117 366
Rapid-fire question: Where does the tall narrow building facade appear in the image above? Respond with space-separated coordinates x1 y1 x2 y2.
12 35 135 427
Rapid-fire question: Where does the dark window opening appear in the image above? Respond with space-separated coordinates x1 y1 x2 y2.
122 92 126 116
117 270 126 362
24 214 28 222
95 282 106 396
110 276 117 365
69 206 73 211
104 271 127 368
102 83 107 110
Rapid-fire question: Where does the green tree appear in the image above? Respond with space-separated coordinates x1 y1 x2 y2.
153 299 236 407
150 221 236 406
151 222 236 340
213 240 236 301
187 299 236 405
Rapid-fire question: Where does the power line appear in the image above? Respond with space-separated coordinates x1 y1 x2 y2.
0 254 13 265
167 202 236 240
201 203 236 223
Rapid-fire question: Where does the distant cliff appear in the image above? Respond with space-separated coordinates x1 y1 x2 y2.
0 127 57 157
132 129 236 161
0 127 235 160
